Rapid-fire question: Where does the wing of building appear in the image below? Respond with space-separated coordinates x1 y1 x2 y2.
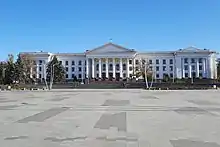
19 42 218 81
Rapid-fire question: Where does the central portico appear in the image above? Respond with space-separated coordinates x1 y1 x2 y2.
85 43 137 80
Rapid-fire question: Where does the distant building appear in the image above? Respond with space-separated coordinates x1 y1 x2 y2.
20 42 218 81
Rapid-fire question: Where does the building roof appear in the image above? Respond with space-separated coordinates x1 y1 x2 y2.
85 42 135 54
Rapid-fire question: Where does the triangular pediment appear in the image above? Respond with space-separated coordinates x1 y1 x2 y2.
86 43 135 54
177 46 209 52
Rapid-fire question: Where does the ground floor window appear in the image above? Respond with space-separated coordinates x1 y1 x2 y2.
170 73 173 78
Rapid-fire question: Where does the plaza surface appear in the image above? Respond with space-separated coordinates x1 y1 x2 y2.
0 89 220 147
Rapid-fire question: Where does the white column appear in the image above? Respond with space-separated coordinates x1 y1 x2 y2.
182 58 185 78
36 64 39 79
196 58 199 77
113 58 116 78
30 67 33 78
99 58 102 78
189 64 192 78
203 58 206 77
92 58 95 78
106 58 109 78
81 61 84 83
126 58 129 78
86 58 89 78
133 58 136 78
120 58 123 78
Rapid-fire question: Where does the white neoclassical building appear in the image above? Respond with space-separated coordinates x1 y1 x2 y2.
20 42 218 81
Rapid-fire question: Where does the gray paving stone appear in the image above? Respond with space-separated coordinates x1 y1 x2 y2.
17 107 69 123
102 100 130 106
170 139 220 147
94 112 127 132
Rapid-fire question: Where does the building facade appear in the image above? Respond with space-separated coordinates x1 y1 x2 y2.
20 43 218 81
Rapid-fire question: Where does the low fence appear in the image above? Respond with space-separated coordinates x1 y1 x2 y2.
0 80 219 90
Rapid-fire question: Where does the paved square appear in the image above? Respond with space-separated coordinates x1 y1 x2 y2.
0 89 220 147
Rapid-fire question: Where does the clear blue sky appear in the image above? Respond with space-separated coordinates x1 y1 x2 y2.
0 0 220 60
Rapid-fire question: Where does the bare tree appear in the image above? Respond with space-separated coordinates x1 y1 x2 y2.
135 58 154 89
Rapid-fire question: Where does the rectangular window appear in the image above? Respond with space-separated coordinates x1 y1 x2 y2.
163 66 166 71
170 66 173 71
72 74 75 78
199 65 202 70
156 59 159 64
85 61 86 65
192 72 196 78
72 61 75 65
199 73 202 77
135 60 139 65
78 67 82 72
149 59 152 64
170 73 173 78
66 67 68 72
65 61 68 66
156 74 159 78
39 74 42 79
129 60 132 64
184 58 188 64
72 67 75 72
199 58 203 63
39 67 42 72
192 65 195 70
163 73 167 78
123 73 126 78
149 66 152 71
78 60 82 65
39 60 43 65
185 73 188 78
184 65 188 70
122 64 126 70
66 74 68 79
169 59 173 64
191 58 195 63
78 74 82 79
59 61 62 65
156 66 159 71
109 64 113 71
163 59 166 64
129 66 133 71
129 74 132 78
